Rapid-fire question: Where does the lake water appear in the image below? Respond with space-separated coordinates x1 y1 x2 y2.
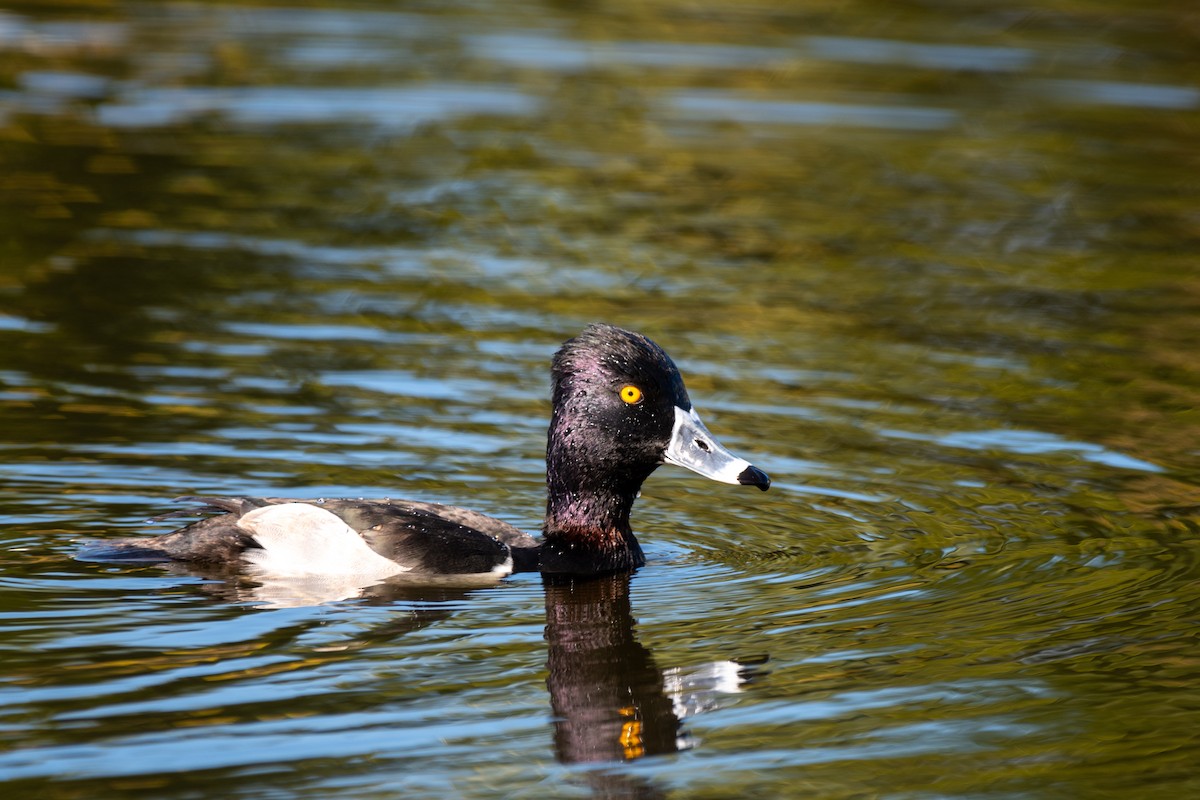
1 1 1198 798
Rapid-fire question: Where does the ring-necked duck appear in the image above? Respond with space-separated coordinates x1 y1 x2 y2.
80 324 769 579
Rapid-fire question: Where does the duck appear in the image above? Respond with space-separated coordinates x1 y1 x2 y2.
80 324 770 580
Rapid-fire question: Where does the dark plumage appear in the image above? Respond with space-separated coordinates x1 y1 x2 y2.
79 324 769 581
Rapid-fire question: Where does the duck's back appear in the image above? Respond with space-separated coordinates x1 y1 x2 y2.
80 496 539 577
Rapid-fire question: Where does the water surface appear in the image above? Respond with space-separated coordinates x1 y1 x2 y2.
1 1 1198 798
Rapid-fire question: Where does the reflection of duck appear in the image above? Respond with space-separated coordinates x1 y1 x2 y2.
545 574 681 764
80 325 769 584
544 572 766 785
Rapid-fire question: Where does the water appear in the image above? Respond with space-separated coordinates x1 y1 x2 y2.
1 1 1198 797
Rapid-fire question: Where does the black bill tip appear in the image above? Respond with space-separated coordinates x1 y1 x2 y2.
737 465 771 491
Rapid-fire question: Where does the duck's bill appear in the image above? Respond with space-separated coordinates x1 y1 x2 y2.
664 406 771 491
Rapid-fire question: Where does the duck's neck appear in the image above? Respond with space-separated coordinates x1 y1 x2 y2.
541 438 652 575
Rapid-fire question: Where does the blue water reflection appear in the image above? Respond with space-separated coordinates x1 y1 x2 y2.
1 1 1198 798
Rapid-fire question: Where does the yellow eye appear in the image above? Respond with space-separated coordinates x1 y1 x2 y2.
619 385 644 405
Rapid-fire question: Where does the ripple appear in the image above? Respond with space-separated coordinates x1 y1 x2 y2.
468 31 793 71
880 426 1164 472
668 89 959 131
803 35 1034 72
96 83 541 129
1036 79 1200 109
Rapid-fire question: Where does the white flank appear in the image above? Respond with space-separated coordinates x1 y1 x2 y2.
490 554 515 579
239 503 410 579
237 503 515 608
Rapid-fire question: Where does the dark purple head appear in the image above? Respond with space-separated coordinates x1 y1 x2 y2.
541 324 769 574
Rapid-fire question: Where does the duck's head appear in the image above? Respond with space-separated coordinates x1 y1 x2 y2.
542 324 769 573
